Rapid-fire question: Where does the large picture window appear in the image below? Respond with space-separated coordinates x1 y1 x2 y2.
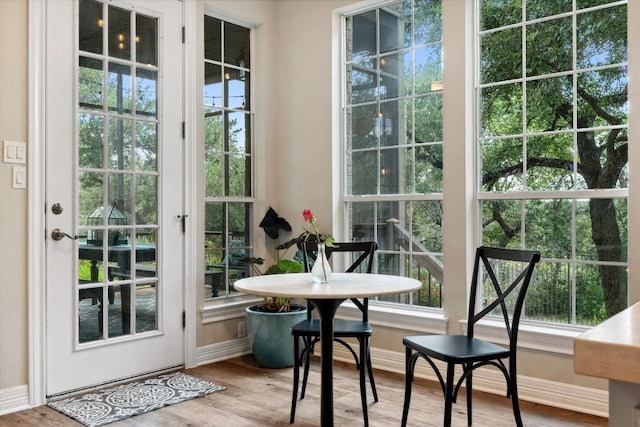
344 0 443 308
477 0 628 325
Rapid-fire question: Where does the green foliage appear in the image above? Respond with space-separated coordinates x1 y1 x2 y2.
417 279 441 308
264 259 303 275
78 260 97 282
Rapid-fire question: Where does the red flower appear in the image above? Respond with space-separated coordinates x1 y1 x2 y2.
302 209 314 222
302 209 334 246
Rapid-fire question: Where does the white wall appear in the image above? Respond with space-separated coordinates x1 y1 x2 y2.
0 0 28 395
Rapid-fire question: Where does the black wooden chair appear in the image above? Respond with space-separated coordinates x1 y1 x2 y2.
401 246 541 427
290 241 378 425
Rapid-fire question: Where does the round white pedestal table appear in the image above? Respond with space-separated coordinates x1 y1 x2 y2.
234 272 422 426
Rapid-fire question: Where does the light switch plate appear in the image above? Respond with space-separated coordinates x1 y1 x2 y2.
4 141 27 164
13 166 26 189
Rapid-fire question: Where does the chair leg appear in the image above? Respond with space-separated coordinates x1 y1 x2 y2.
510 367 524 427
365 342 378 402
290 334 301 423
466 364 473 426
443 363 455 427
97 301 104 335
359 337 369 427
511 386 524 427
300 337 313 399
401 348 413 427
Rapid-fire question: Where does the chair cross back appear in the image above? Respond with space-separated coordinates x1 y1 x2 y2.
401 246 541 427
468 246 541 344
300 240 376 273
300 241 377 314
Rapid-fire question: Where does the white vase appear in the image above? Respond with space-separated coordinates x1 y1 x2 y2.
311 243 332 283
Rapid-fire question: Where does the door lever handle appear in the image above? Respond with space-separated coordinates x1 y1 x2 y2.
51 228 79 241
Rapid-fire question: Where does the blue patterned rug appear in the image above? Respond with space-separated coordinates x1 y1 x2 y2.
48 372 225 426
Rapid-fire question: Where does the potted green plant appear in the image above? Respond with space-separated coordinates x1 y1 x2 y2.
243 208 336 368
242 208 308 368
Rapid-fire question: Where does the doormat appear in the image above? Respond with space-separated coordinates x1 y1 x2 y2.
47 372 225 426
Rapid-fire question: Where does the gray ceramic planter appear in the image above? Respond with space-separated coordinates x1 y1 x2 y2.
246 304 307 368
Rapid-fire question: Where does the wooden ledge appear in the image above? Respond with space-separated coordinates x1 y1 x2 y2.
574 302 640 383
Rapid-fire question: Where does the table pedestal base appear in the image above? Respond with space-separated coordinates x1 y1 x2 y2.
308 298 345 427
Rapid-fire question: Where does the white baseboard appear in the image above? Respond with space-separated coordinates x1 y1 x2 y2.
195 336 252 366
0 385 30 416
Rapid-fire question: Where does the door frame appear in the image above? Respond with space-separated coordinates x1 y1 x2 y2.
27 0 199 406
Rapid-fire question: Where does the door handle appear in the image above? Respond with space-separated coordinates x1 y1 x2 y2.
51 228 79 241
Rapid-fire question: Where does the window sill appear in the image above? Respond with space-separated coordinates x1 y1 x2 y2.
340 302 585 355
462 319 587 355
201 297 587 356
201 295 261 324
338 302 449 335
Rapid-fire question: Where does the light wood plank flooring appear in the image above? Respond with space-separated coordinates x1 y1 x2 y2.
0 356 607 426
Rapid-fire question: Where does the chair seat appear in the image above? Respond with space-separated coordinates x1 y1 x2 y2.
292 318 372 337
403 335 509 363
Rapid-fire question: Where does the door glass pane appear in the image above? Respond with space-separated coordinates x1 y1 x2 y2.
108 174 132 223
79 57 104 111
136 175 157 225
108 63 132 115
108 118 132 170
79 0 103 54
136 283 157 333
108 283 131 338
78 115 104 168
78 172 104 226
108 5 131 60
135 121 157 171
136 13 157 66
78 0 160 342
78 286 105 343
136 68 157 118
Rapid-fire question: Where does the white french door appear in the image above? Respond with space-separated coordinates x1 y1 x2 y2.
45 0 184 396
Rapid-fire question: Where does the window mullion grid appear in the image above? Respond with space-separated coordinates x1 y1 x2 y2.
521 16 527 194
376 8 382 196
520 9 527 248
570 0 578 326
570 199 577 325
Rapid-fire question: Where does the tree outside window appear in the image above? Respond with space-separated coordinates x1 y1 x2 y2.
478 0 628 325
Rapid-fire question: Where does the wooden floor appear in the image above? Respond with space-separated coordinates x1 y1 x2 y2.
0 356 607 426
